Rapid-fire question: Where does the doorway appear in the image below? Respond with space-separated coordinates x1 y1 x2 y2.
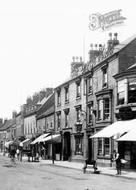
63 132 71 161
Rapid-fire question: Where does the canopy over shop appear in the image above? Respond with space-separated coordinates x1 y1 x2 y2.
31 133 50 145
90 119 136 168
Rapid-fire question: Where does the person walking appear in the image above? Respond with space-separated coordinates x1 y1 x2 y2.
16 148 20 161
114 150 122 175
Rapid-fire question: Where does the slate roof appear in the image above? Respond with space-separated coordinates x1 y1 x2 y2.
0 119 16 131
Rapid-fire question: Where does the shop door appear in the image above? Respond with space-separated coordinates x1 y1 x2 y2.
88 138 93 163
63 132 71 161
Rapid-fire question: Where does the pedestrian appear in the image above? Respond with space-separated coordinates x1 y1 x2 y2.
114 150 122 175
16 148 20 161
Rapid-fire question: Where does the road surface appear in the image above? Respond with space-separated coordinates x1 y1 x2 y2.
0 155 135 190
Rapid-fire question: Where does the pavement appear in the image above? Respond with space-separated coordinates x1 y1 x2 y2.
1 152 136 180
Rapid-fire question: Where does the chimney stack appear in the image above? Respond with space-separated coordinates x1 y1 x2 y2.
113 33 119 46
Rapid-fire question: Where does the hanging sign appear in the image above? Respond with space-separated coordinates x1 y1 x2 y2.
89 9 126 31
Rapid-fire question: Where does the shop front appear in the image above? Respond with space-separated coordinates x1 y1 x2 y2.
117 128 136 169
90 119 136 167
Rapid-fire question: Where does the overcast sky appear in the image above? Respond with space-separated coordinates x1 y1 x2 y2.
0 0 135 119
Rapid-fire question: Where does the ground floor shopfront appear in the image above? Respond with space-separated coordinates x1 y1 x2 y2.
91 119 136 169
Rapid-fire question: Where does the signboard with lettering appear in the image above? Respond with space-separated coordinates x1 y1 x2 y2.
89 9 126 31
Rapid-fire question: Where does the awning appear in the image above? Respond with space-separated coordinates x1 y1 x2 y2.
31 133 50 144
41 134 61 143
90 119 136 139
5 141 13 148
117 128 136 141
20 139 31 147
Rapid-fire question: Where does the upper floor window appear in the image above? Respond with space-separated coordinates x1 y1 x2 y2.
65 86 69 102
88 77 93 94
103 98 110 120
64 108 69 128
75 106 81 122
103 68 108 88
57 112 61 130
98 99 103 120
128 79 136 103
117 80 126 105
76 81 81 98
57 90 61 106
97 98 110 121
87 103 93 124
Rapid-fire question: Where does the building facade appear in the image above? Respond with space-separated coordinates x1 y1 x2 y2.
55 57 88 162
85 33 136 166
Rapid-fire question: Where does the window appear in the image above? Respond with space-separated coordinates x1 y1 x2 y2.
76 82 81 98
98 100 103 120
97 98 110 120
88 77 93 93
65 87 69 102
75 136 83 155
98 138 102 155
103 68 108 88
76 106 81 122
57 90 61 106
98 138 110 156
57 112 61 129
64 109 69 128
87 104 93 124
104 138 110 156
103 98 110 120
117 80 126 105
128 79 136 103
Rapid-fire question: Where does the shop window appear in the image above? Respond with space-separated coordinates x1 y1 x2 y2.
98 138 102 155
128 79 136 103
75 136 83 155
104 138 110 156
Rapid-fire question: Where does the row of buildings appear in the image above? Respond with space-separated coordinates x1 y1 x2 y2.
0 32 136 168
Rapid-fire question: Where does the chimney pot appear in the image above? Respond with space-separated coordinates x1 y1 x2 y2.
72 56 75 62
76 57 79 62
80 57 82 62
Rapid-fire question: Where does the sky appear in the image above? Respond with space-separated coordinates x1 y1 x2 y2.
0 0 135 119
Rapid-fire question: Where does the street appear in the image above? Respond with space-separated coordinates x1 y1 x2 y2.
0 155 136 190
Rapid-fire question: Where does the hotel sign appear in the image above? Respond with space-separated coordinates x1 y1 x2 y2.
89 9 126 31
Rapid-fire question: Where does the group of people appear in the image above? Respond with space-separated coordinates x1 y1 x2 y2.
8 146 22 164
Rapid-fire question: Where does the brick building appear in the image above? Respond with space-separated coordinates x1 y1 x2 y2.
85 33 136 167
55 57 88 162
